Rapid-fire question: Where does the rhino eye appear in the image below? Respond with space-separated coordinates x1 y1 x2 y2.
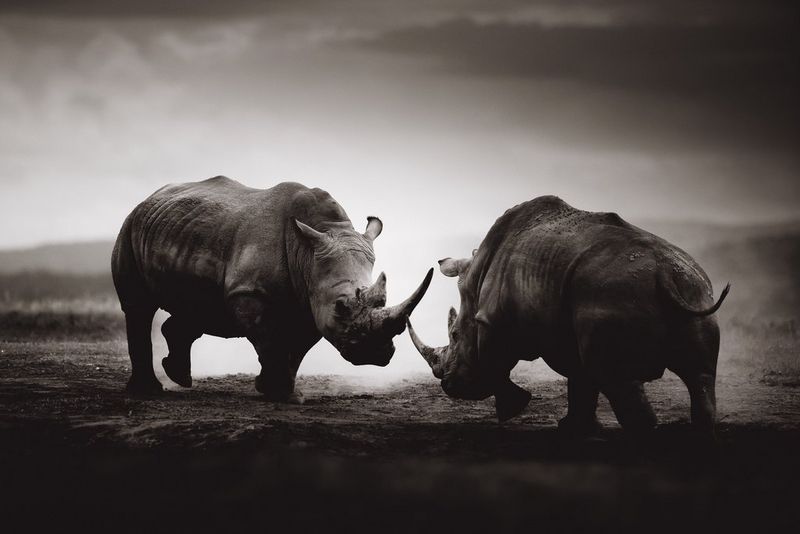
334 299 350 317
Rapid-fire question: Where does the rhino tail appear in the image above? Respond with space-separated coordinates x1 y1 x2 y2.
657 269 731 317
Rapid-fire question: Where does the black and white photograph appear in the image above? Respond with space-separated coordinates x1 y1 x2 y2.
1 1 798 532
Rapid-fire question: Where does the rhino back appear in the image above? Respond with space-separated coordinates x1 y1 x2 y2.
472 195 715 368
468 197 640 358
473 198 625 309
114 177 358 333
118 177 301 320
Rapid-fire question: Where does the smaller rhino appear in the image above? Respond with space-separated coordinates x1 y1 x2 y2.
409 196 729 437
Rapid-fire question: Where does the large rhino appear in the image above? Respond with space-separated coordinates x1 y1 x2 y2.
408 196 729 436
112 176 432 401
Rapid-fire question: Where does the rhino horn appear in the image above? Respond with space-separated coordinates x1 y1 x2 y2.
368 268 434 336
407 318 446 379
361 271 387 307
385 268 434 329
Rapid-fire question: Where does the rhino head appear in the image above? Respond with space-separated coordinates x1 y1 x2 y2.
407 254 531 421
294 216 432 366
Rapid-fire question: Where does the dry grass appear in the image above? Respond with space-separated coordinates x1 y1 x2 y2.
1 296 797 383
0 297 124 341
720 315 800 382
0 272 123 341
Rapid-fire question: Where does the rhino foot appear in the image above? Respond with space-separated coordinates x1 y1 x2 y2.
558 414 603 438
162 357 192 388
126 374 164 396
285 391 305 405
255 374 303 403
261 389 305 404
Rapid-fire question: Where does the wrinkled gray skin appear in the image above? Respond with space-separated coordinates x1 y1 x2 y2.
112 176 432 402
409 196 729 436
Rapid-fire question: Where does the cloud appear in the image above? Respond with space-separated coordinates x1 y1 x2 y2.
353 11 799 152
362 17 797 89
0 0 280 18
153 22 260 61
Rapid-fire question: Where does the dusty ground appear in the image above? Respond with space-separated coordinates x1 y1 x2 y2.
2 339 800 533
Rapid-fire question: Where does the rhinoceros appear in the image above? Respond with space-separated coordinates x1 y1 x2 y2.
408 195 729 436
112 176 432 401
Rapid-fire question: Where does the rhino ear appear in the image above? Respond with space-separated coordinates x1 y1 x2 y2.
438 257 470 277
448 307 458 330
363 216 383 242
438 258 458 277
294 219 327 245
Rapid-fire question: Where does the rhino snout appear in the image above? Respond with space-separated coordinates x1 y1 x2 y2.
441 372 492 401
340 341 396 367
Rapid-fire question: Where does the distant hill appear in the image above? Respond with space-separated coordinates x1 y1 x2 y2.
0 220 797 279
0 240 114 274
630 219 800 254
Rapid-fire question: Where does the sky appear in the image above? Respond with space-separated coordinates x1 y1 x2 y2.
0 0 797 378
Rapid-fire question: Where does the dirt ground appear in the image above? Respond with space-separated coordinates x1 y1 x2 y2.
2 339 800 533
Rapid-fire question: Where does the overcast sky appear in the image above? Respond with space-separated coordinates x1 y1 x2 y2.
1 0 797 248
0 1 797 377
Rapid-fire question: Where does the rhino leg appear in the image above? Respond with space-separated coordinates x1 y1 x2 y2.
667 321 719 442
674 371 717 440
124 305 163 396
161 315 201 388
558 374 602 437
229 294 315 404
251 335 311 405
602 381 657 433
